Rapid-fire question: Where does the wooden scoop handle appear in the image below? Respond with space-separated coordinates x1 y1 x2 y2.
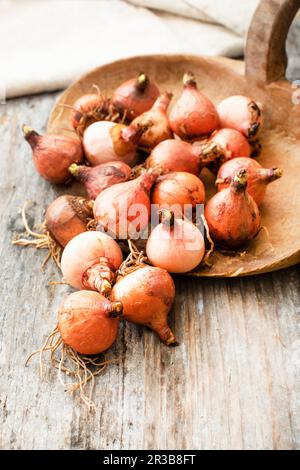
245 0 300 83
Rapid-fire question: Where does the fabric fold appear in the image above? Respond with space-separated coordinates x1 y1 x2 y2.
0 0 284 98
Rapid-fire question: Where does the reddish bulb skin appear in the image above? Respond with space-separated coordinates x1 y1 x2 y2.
152 172 205 215
146 218 205 273
146 139 201 175
58 290 120 355
61 231 123 291
70 161 132 200
205 173 261 249
45 195 93 247
112 74 160 120
111 266 176 345
131 92 173 149
93 170 158 239
207 128 251 161
216 157 282 205
169 73 219 139
23 127 83 184
217 95 262 138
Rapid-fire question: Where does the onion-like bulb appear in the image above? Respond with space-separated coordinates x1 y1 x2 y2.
45 195 93 247
169 72 219 139
216 157 283 205
217 95 262 138
69 161 131 200
61 231 123 295
111 265 176 345
201 128 251 162
146 209 205 273
131 92 173 149
205 169 261 249
151 172 205 216
93 169 158 239
83 120 151 167
71 93 107 131
22 125 83 184
58 290 122 354
146 138 219 175
112 72 160 120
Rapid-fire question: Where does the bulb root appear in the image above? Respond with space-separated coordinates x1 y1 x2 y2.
12 202 62 269
26 326 120 411
68 89 127 137
117 239 148 279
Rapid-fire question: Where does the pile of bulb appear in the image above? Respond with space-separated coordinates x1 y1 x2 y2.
17 72 283 406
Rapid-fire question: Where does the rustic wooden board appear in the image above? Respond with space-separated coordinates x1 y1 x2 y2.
0 92 300 450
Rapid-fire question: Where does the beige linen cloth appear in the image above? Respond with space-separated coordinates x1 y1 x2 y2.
0 0 261 98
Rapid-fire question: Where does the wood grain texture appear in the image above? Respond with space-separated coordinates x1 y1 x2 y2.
245 0 300 83
2 1 300 446
47 53 300 277
0 92 300 450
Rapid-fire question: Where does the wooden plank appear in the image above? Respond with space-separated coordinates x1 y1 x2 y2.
0 93 300 450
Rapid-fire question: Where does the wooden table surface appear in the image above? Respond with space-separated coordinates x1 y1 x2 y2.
1 38 300 450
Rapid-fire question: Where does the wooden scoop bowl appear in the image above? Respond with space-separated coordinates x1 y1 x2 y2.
48 0 300 277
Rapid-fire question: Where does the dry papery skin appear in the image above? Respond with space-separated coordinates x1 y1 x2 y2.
58 290 122 355
131 92 173 149
152 172 205 216
12 197 95 269
216 157 283 205
69 161 132 200
217 95 262 139
205 169 261 249
61 85 127 137
45 195 94 246
22 125 83 184
202 128 252 163
146 138 219 175
93 169 158 239
169 72 219 139
112 263 176 345
112 72 160 121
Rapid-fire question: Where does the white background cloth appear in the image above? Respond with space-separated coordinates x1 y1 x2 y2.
0 0 261 98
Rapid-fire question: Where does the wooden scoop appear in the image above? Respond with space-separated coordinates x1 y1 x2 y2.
48 0 300 277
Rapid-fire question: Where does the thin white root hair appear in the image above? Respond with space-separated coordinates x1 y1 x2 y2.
26 326 120 411
12 202 62 269
117 239 148 278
